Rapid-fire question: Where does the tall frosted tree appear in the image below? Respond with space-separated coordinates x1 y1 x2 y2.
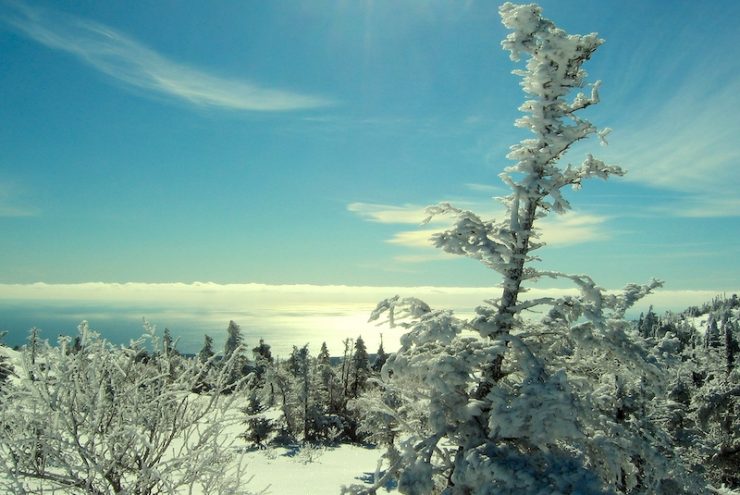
350 336 370 399
317 342 339 412
347 4 693 494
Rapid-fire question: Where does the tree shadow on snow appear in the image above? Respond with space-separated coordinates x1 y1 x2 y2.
356 470 397 492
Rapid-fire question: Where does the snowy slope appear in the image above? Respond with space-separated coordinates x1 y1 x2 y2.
240 444 396 494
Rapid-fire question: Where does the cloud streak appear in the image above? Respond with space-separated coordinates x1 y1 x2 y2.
649 196 740 219
600 34 740 217
350 200 613 261
347 202 432 225
2 3 331 112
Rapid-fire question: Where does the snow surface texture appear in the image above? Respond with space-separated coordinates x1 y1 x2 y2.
242 445 397 495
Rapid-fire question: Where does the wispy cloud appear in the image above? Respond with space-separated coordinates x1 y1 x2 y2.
351 198 613 261
649 196 740 218
386 228 441 249
601 41 739 217
2 3 331 112
538 213 611 246
347 202 433 225
392 253 452 264
464 183 506 194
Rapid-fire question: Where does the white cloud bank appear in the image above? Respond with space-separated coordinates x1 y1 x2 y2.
0 283 733 355
2 3 330 112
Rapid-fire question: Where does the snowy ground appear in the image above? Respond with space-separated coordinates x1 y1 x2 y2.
241 444 396 494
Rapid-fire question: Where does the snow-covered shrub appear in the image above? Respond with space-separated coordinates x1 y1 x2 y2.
0 321 255 495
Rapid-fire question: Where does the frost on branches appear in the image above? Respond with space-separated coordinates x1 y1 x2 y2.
346 3 703 495
0 321 254 495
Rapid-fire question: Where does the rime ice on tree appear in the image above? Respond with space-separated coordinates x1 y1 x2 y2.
345 4 696 495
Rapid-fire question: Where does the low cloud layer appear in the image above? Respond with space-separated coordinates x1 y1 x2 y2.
1 283 731 355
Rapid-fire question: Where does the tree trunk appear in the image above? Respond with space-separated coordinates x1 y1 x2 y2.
496 195 539 332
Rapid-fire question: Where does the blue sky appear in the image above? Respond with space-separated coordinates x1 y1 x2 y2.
0 1 738 350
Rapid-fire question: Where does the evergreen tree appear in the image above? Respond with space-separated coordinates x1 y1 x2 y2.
317 342 339 412
224 320 243 360
223 321 247 391
199 334 215 363
350 336 369 398
252 338 274 384
0 334 12 394
192 334 216 393
252 338 275 405
162 328 179 357
640 306 658 338
372 335 389 373
725 319 737 375
705 315 721 348
286 345 303 377
27 327 41 366
0 355 10 393
264 362 295 440
288 345 312 440
243 388 274 448
340 338 354 403
252 338 273 364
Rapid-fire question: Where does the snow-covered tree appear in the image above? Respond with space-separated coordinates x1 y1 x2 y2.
0 347 12 396
350 336 370 399
346 3 692 494
289 345 313 440
223 320 248 390
27 327 41 366
317 342 340 413
340 338 355 403
723 317 737 375
639 306 659 338
0 332 12 391
242 388 274 449
372 336 390 373
252 338 274 379
706 315 722 349
193 334 217 393
0 321 254 494
224 320 243 360
162 328 177 356
199 334 215 363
